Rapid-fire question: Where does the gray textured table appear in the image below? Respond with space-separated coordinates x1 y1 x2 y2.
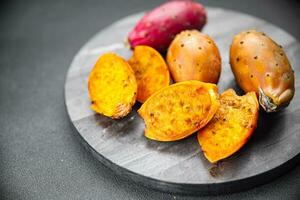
1 0 300 199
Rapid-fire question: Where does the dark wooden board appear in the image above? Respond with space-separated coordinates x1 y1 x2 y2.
64 7 300 195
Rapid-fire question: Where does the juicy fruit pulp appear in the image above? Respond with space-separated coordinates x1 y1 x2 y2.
128 45 170 103
88 53 137 119
138 80 220 141
198 89 259 163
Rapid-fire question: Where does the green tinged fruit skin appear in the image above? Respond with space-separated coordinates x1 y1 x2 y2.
230 30 295 112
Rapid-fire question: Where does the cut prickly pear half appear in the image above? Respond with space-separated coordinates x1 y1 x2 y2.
138 80 220 142
198 89 259 163
128 45 170 103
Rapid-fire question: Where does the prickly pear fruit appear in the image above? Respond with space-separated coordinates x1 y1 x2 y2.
198 89 259 163
230 30 295 112
128 0 207 52
138 80 219 141
128 45 170 103
88 53 137 119
167 30 221 83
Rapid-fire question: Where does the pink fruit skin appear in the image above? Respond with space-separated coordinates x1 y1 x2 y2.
128 0 207 52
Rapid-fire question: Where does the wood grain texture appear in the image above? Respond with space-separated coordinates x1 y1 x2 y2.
64 7 300 194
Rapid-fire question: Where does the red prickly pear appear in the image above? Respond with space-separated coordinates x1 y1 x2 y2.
128 0 207 52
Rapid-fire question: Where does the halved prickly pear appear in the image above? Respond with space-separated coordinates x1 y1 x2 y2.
128 0 207 52
198 89 259 163
230 30 295 112
128 45 170 103
138 80 219 141
88 53 137 119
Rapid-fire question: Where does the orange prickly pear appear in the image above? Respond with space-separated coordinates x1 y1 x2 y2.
167 30 221 83
138 80 220 141
88 53 137 119
128 45 170 103
230 30 295 112
198 89 259 163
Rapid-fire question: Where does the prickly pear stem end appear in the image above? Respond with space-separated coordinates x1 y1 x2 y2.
258 88 278 113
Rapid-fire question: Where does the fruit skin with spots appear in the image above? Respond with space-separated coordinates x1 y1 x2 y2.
198 89 259 163
230 30 295 112
128 45 170 103
138 80 220 142
88 53 137 119
167 30 221 83
128 0 207 52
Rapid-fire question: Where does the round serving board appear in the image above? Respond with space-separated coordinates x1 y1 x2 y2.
65 7 300 195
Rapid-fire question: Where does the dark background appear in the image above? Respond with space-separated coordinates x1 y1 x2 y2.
1 0 299 199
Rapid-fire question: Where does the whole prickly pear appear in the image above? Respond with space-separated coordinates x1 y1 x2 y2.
167 30 221 83
128 0 207 52
230 30 295 112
